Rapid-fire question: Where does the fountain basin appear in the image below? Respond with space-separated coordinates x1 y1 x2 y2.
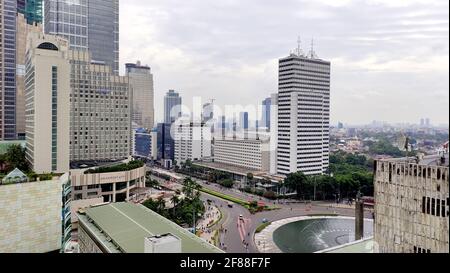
273 217 373 253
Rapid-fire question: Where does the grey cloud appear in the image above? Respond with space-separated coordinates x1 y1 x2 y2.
120 0 449 125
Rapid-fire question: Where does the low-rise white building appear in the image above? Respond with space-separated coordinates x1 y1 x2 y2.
213 137 270 172
174 120 211 164
70 161 146 203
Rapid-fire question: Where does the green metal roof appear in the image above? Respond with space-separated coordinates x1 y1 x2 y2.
82 203 222 253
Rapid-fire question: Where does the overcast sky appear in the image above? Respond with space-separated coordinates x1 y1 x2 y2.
119 0 449 126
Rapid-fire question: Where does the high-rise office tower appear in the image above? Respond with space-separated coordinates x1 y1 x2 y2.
44 0 88 51
261 97 271 130
16 13 42 140
276 42 331 176
87 0 119 74
203 102 214 123
44 0 119 73
164 90 182 124
18 0 42 24
420 118 425 127
0 0 17 140
126 61 154 130
157 123 175 161
69 50 130 162
25 32 70 173
17 0 26 11
239 112 249 130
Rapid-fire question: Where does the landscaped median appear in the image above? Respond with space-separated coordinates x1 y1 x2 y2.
255 222 272 233
199 187 281 214
200 187 250 207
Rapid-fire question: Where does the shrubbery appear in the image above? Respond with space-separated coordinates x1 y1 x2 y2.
84 160 144 174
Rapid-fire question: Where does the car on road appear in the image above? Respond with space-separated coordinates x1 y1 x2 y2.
227 202 234 208
239 215 244 220
262 218 269 223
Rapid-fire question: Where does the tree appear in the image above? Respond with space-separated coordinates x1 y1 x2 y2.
4 145 30 172
263 191 277 200
171 195 180 215
284 172 311 200
219 179 234 188
182 177 201 200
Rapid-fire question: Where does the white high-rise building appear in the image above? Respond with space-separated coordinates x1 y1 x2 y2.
174 120 211 164
25 32 70 174
276 43 331 175
126 61 155 130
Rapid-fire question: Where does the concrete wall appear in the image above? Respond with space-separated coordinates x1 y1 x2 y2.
0 179 62 253
374 160 449 253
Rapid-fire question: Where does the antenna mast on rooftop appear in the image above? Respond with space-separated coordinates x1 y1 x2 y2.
296 36 304 57
309 37 318 59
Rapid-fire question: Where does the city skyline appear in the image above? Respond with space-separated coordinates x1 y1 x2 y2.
119 0 449 126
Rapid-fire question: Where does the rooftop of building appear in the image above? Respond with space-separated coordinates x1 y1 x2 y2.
77 203 222 253
1 169 65 186
70 158 132 170
379 153 449 167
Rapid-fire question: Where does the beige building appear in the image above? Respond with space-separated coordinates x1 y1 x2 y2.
69 50 131 162
70 163 145 203
0 174 70 253
25 32 70 174
126 61 155 130
213 137 270 172
374 154 449 253
16 13 42 139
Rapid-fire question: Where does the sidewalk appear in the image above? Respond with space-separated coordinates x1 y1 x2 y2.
196 203 221 245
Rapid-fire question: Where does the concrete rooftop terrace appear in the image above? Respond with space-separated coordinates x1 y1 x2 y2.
78 203 223 253
379 154 449 167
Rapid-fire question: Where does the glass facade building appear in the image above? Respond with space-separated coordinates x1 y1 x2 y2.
164 90 182 124
134 127 155 160
44 0 88 51
0 0 17 140
44 0 118 73
157 123 175 161
17 0 42 24
261 97 271 130
88 0 119 73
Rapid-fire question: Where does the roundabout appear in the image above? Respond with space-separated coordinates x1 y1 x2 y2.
254 216 373 253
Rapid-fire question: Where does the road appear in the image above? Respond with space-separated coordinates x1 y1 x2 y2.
149 168 375 253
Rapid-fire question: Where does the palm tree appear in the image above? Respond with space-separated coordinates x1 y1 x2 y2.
171 195 180 215
247 173 255 191
156 197 166 212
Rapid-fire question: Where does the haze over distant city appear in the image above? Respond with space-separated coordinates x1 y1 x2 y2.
119 0 449 126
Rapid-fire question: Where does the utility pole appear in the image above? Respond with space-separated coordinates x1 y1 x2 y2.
313 176 317 201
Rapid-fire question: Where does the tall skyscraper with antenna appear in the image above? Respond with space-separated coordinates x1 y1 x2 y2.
275 38 331 176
